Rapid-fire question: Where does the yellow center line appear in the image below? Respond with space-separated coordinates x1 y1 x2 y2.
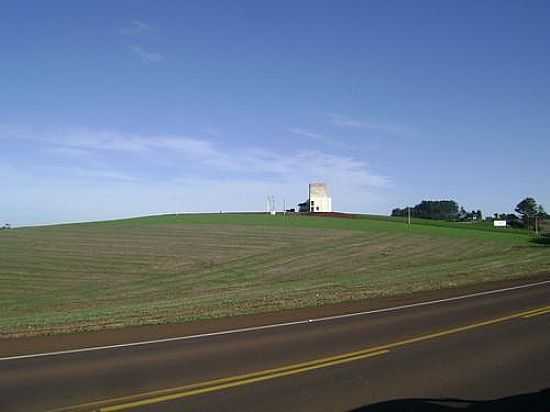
48 303 550 412
48 346 391 412
102 350 389 411
522 307 550 319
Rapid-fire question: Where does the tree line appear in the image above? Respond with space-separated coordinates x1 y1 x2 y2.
391 197 548 231
392 200 465 221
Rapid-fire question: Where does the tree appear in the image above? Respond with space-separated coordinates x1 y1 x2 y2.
391 208 407 217
506 214 522 228
515 197 538 217
537 205 548 234
415 200 459 220
391 200 460 221
515 197 539 230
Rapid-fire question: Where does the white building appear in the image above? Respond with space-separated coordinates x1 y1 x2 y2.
308 183 332 213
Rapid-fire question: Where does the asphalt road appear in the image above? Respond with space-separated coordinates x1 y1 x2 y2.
2 281 550 412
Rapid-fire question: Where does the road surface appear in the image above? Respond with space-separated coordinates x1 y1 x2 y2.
1 280 550 411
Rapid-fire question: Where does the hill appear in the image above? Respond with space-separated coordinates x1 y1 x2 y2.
1 213 548 337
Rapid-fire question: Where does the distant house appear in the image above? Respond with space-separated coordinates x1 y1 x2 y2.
299 183 332 213
298 201 309 213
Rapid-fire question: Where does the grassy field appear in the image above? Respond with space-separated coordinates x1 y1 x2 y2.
1 213 549 337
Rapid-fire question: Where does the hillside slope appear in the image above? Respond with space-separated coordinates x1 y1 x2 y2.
1 213 548 337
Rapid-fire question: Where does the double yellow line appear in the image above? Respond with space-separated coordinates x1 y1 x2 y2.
103 349 389 411
51 303 550 412
522 306 550 319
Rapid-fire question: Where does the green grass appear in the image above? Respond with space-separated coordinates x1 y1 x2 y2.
1 213 548 337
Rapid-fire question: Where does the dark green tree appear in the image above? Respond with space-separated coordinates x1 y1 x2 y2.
515 197 538 217
515 197 539 230
391 208 406 217
414 200 459 220
391 200 460 220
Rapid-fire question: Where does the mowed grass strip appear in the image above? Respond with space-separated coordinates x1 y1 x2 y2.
0 214 548 337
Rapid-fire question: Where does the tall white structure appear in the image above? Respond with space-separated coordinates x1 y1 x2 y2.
309 183 332 213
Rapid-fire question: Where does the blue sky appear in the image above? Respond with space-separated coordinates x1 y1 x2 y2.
2 1 549 225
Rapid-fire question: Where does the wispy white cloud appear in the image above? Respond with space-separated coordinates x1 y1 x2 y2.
129 45 163 63
120 20 151 35
203 127 223 138
67 130 217 159
71 168 137 181
6 126 389 186
288 127 358 151
329 113 407 136
329 114 364 129
288 128 328 142
119 21 162 63
45 146 90 157
2 126 390 224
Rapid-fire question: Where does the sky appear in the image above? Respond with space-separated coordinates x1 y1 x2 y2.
1 1 549 226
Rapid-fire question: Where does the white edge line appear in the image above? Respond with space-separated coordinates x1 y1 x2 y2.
2 279 549 362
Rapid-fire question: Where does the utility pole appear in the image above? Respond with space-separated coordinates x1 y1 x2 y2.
408 206 411 226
